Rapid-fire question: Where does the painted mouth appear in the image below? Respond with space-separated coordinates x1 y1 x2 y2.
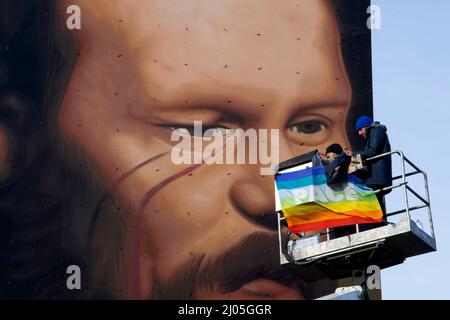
201 232 311 299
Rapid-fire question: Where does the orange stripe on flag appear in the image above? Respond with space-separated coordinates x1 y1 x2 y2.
287 215 383 233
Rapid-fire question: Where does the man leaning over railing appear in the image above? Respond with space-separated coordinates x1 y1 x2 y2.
345 116 393 229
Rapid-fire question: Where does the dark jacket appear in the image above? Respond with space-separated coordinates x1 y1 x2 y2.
325 153 351 185
354 122 392 188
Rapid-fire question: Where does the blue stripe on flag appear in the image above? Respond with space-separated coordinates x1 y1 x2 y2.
275 166 324 182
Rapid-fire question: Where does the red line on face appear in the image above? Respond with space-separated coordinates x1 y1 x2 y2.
130 163 204 299
113 152 170 188
87 151 170 246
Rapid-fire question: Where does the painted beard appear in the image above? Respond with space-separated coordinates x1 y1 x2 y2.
149 232 310 300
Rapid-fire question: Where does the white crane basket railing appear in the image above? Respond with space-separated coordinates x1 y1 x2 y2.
276 150 436 280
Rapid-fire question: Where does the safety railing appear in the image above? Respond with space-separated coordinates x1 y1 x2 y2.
356 150 434 239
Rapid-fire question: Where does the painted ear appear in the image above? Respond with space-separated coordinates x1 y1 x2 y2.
0 90 33 183
0 91 33 128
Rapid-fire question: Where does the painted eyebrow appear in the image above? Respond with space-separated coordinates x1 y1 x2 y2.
148 100 262 120
148 109 223 123
154 82 276 117
146 108 245 125
287 100 349 119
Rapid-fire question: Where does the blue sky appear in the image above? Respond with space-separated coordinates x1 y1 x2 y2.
371 0 450 299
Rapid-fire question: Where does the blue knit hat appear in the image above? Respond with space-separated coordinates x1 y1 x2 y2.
355 116 373 131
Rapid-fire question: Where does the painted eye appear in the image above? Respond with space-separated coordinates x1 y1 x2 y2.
203 127 229 138
169 126 231 138
169 127 191 136
288 120 326 134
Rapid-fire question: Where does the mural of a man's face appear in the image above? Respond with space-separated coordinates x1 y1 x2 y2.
56 0 351 299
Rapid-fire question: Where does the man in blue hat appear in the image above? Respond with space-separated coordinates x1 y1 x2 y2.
346 115 392 224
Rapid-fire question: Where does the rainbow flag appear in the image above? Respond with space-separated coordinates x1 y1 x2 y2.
275 166 382 233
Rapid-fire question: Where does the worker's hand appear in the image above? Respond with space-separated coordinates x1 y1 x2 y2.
345 149 353 156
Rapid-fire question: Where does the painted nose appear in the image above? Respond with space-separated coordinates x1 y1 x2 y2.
230 177 277 230
229 134 297 230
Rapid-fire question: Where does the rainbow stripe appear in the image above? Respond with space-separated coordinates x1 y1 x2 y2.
275 167 382 233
